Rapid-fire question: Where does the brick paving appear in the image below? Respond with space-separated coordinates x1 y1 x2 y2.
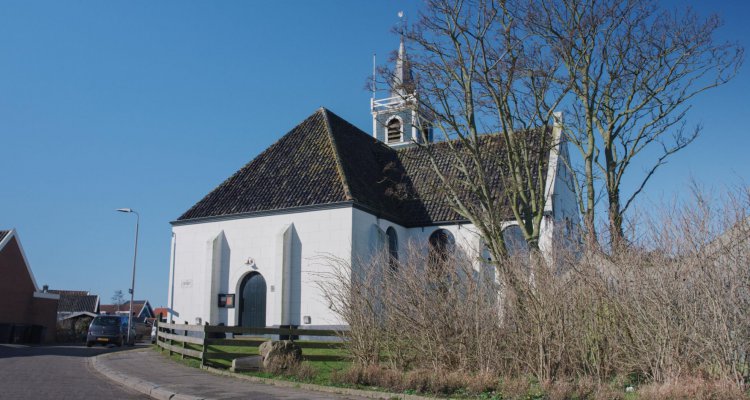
96 349 370 400
0 344 147 399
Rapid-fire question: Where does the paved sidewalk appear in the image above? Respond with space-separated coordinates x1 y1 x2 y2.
92 348 379 400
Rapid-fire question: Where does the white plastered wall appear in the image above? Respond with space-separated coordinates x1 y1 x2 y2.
351 208 489 273
168 206 353 328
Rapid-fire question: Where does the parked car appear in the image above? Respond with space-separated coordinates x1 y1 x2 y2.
85 315 136 347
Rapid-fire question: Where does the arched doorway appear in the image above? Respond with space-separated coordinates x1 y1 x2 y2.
238 272 267 328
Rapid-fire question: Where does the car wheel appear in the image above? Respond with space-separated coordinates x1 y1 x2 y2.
86 341 93 347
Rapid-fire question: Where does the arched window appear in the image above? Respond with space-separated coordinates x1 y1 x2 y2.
386 227 398 270
502 225 528 258
386 118 402 143
428 229 455 262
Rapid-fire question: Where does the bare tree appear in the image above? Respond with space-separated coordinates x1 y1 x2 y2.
112 290 125 312
525 0 744 247
395 0 742 252
394 0 567 266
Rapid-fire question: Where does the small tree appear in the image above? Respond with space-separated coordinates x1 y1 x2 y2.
111 290 125 312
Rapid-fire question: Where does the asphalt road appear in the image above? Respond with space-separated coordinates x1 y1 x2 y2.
0 343 148 399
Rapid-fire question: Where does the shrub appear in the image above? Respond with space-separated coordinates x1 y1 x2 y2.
319 187 750 395
637 378 747 400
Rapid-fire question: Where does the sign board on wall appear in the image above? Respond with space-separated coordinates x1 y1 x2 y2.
218 293 235 308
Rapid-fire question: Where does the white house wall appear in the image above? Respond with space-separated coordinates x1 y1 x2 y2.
168 206 353 328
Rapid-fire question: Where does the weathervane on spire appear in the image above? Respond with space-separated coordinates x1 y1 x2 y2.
398 10 406 36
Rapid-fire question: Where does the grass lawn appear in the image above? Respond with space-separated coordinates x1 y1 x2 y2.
167 340 352 384
153 344 655 399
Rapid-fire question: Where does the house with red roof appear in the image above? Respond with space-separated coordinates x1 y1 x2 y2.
99 300 154 322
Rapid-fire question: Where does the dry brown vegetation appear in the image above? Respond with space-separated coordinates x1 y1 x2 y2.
320 189 750 398
263 353 316 381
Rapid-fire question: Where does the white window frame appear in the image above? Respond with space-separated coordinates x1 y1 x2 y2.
385 116 404 144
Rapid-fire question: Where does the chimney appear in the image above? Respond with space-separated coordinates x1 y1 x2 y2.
42 284 49 292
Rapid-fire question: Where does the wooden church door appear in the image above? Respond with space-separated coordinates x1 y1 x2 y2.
239 272 267 328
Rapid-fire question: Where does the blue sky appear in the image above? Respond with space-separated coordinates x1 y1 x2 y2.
1 1 747 307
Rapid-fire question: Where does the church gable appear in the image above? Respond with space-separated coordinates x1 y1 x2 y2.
178 109 350 221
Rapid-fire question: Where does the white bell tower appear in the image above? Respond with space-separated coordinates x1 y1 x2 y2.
371 38 433 148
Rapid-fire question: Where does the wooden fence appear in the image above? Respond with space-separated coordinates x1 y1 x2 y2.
154 322 347 367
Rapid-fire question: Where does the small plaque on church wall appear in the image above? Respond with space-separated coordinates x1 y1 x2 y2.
218 294 235 308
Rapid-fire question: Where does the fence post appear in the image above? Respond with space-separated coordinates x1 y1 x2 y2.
201 323 207 367
181 322 188 360
155 320 160 351
168 323 174 356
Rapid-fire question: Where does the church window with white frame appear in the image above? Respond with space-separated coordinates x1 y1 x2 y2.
502 224 528 258
428 229 455 261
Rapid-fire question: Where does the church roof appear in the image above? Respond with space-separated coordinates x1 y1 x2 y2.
176 108 548 227
178 109 351 222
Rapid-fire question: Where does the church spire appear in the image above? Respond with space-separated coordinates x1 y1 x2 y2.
391 37 414 98
370 13 433 148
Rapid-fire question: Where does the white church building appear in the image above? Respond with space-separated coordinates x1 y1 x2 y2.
166 41 578 330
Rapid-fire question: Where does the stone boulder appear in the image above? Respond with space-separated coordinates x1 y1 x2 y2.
258 340 302 370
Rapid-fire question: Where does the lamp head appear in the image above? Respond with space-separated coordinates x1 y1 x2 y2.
116 208 133 213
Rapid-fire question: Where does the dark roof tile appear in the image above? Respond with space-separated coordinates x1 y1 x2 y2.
178 110 349 221
57 293 99 313
49 290 89 296
177 108 550 227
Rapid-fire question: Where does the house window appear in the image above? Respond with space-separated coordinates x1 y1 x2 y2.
386 118 402 143
386 227 398 270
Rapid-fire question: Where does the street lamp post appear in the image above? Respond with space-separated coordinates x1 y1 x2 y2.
117 208 139 346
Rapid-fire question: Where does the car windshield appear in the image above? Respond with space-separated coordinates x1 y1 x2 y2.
92 317 121 327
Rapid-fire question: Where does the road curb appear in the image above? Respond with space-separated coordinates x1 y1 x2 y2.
91 350 211 400
202 365 433 400
95 347 433 400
